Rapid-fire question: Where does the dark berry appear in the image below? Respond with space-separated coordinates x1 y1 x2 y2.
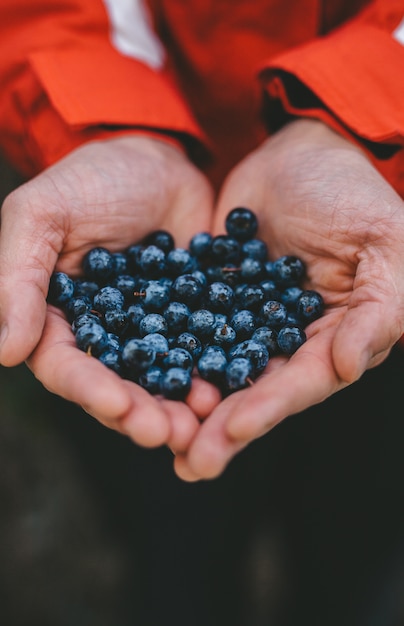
48 272 75 305
176 332 203 360
187 309 216 340
139 245 166 277
296 290 324 324
225 207 258 241
93 286 125 313
206 282 234 313
162 347 193 371
142 230 174 254
163 301 191 334
122 338 156 372
225 357 253 392
197 345 228 383
159 367 192 400
260 300 288 328
75 321 109 357
189 232 212 259
277 325 307 355
138 366 164 395
139 313 168 337
229 339 269 375
82 247 115 282
272 255 305 287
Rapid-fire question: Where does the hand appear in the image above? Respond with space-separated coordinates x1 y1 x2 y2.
0 135 220 449
174 118 404 481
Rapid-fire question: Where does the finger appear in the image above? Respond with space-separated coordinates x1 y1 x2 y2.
162 399 201 453
0 191 63 366
332 299 404 382
173 391 249 481
27 307 170 447
186 377 223 419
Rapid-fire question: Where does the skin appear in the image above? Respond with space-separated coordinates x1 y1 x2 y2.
173 119 404 481
1 120 403 478
0 135 220 451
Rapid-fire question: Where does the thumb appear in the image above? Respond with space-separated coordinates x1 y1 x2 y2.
0 190 61 366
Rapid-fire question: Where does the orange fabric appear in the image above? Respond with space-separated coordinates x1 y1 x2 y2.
0 0 404 192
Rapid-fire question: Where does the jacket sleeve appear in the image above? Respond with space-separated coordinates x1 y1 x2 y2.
259 0 404 193
0 0 207 177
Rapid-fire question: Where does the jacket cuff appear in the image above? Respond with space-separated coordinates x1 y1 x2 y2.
9 41 209 176
260 23 404 157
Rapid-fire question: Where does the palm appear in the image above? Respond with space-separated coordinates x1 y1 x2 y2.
0 135 219 450
174 119 404 481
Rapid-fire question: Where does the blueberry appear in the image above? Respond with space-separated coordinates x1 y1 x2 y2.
163 301 191 334
75 321 109 357
139 245 166 277
225 357 253 392
126 303 146 333
240 257 264 282
111 274 138 303
176 332 203 360
138 366 164 395
260 300 288 328
64 295 92 323
229 339 269 375
189 232 212 259
142 280 171 311
259 279 281 301
272 255 305 287
125 243 144 273
236 284 265 312
171 274 204 307
210 235 241 264
48 272 75 305
72 312 102 334
187 309 216 340
93 286 125 313
166 248 196 276
139 313 168 337
142 230 174 254
277 324 307 355
104 308 129 335
251 326 279 355
296 290 324 324
280 286 303 310
206 282 234 313
142 333 169 357
225 207 258 241
111 251 129 277
162 347 194 371
230 309 257 340
82 247 115 282
98 349 123 374
241 238 268 261
197 345 228 383
73 279 99 299
122 338 156 371
159 367 192 400
212 322 237 348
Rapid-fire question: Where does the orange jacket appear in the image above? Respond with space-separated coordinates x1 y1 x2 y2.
0 0 404 192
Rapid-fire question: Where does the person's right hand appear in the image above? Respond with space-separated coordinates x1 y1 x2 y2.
0 135 220 450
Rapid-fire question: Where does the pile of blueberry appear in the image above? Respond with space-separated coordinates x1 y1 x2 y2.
48 208 324 401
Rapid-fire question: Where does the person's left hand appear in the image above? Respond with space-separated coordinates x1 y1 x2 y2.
173 118 404 481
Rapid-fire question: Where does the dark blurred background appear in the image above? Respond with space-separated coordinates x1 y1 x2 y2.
0 157 403 626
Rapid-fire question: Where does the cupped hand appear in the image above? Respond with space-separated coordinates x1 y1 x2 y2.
0 134 219 449
174 118 404 481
